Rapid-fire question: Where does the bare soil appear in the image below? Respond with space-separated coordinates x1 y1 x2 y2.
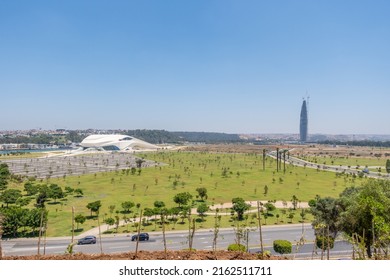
2 250 286 260
181 144 296 154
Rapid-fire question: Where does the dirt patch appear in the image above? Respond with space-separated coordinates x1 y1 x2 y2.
2 250 286 260
181 144 296 154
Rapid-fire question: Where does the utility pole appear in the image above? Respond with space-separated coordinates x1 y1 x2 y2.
97 212 103 254
257 201 264 256
37 210 44 255
0 213 4 260
135 210 143 258
71 207 75 244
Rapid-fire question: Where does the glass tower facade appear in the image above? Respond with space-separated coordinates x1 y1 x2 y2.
300 100 308 142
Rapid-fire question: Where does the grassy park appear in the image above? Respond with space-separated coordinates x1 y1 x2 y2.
291 144 390 171
2 148 372 237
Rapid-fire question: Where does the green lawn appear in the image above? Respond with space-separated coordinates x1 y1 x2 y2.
102 208 313 236
298 155 387 168
10 151 369 237
0 152 46 159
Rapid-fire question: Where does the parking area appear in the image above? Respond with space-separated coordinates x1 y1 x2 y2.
2 152 162 179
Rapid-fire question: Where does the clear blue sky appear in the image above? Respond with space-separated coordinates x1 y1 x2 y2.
1 0 389 134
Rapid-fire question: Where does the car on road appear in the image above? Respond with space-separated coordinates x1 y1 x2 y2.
77 236 97 245
131 233 149 241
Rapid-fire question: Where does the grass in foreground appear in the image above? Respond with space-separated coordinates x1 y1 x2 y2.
9 151 366 236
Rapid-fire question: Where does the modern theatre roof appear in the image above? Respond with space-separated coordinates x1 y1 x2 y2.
80 134 158 151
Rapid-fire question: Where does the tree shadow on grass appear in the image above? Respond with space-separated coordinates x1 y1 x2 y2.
47 201 61 205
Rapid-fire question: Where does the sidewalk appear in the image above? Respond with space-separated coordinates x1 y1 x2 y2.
80 200 309 238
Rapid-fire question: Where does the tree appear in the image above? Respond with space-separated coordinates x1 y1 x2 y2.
16 197 31 207
0 189 22 207
108 205 116 217
196 187 208 201
264 202 276 214
135 158 144 168
24 182 39 196
0 163 10 178
153 200 165 209
173 192 193 208
64 186 74 195
386 159 390 174
288 212 295 223
338 180 390 258
231 197 250 220
143 208 154 225
48 184 64 203
0 212 4 258
196 203 209 221
310 196 340 239
74 188 83 197
0 163 10 191
316 235 335 250
291 195 299 210
104 217 115 231
86 200 102 217
74 214 86 230
1 207 28 237
26 208 47 235
35 184 49 208
121 201 135 213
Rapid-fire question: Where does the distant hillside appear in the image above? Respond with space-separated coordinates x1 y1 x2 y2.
125 129 181 144
0 130 244 145
171 131 243 144
125 130 243 144
318 140 390 148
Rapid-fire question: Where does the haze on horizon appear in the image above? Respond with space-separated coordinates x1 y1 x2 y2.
1 1 389 135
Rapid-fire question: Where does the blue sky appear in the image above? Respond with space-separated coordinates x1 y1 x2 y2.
1 0 389 134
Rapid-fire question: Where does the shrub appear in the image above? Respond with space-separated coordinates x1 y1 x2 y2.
257 250 271 259
316 235 335 250
227 244 246 252
273 240 292 255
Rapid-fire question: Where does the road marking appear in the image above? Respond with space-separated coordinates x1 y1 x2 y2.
10 245 67 252
110 246 130 249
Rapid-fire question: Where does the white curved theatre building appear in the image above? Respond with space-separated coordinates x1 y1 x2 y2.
80 134 159 151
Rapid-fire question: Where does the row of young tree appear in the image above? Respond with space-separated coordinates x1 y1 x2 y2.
310 179 390 259
80 188 210 229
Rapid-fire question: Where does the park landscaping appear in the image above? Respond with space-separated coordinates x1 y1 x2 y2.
1 148 369 237
290 144 390 171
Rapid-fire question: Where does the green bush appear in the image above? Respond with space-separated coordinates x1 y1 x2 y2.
316 235 335 250
273 240 292 255
182 248 197 252
257 250 271 259
227 244 246 252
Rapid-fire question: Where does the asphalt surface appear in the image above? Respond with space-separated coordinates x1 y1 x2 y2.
1 224 354 259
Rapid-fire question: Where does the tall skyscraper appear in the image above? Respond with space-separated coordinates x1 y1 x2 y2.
300 99 308 142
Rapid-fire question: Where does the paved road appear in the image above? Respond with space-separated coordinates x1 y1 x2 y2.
268 151 389 180
1 224 353 259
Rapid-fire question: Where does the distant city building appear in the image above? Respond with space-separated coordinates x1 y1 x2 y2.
300 99 308 142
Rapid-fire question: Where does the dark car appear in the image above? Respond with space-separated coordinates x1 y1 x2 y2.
77 235 97 245
131 233 149 241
